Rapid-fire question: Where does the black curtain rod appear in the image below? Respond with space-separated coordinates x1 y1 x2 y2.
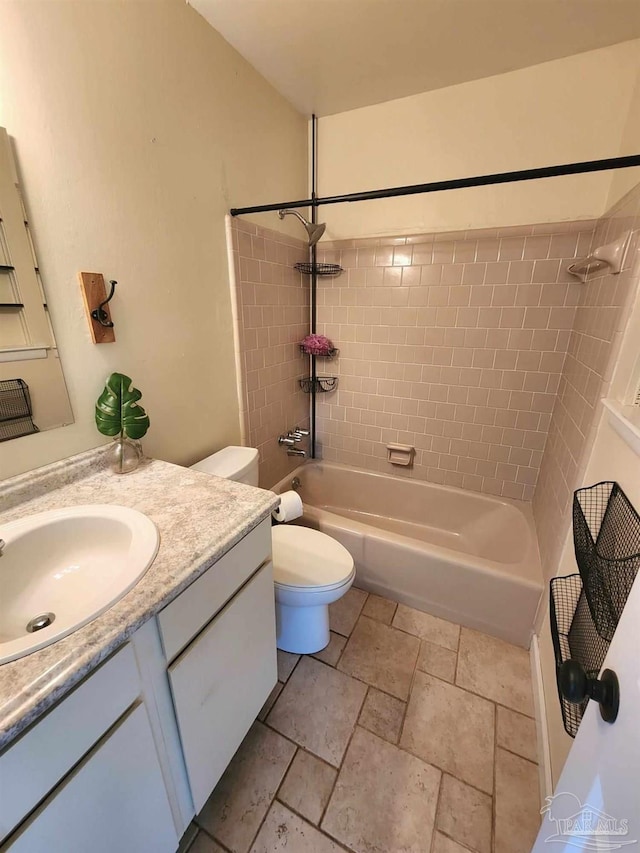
230 154 640 216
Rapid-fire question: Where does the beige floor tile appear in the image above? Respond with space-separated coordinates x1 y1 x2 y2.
258 683 284 722
312 632 346 666
456 628 534 717
322 727 441 853
496 706 538 763
358 687 405 744
436 774 492 853
267 656 367 767
417 640 457 683
198 722 296 853
189 833 226 853
250 802 342 853
400 671 495 794
278 750 337 825
277 649 300 682
494 748 541 853
362 593 397 625
432 832 472 853
338 615 420 699
329 586 368 636
392 603 460 650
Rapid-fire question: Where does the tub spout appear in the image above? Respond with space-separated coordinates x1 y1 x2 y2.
287 448 306 457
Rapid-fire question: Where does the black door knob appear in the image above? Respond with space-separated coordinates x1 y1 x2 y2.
558 660 620 723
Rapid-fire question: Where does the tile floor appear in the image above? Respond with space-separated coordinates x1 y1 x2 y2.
186 589 542 853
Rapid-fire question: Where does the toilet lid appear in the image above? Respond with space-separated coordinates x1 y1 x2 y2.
271 525 354 589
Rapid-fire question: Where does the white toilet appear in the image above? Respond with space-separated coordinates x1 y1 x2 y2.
190 445 355 654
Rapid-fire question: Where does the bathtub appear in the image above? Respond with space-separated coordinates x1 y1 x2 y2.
272 461 543 647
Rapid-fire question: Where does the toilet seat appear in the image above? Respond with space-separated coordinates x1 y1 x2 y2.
271 525 354 591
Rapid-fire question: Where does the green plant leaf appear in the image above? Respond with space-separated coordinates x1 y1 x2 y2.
95 372 150 440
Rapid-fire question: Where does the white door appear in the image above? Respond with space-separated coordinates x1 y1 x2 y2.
532 574 640 851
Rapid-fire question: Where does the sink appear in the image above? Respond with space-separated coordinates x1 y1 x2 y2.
0 505 159 664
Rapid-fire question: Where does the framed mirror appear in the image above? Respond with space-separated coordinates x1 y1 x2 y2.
0 127 73 441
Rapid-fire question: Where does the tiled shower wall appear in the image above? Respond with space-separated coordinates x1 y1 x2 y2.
316 222 595 500
230 219 310 488
533 184 640 581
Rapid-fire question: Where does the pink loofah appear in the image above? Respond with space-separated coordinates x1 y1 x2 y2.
300 334 334 356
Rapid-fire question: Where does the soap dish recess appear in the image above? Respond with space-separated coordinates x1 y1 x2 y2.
567 230 632 282
387 443 415 467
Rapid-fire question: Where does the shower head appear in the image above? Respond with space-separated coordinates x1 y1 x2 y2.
278 208 326 247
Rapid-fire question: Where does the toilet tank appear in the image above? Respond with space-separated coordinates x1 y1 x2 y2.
190 446 259 487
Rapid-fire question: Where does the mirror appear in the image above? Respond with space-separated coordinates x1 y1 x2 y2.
0 127 73 441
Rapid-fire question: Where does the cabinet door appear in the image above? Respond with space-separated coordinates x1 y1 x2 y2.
4 703 178 853
168 562 277 811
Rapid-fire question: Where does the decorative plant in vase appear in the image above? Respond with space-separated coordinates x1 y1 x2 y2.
95 372 150 474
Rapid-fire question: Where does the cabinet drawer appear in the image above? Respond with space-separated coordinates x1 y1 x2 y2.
0 643 140 842
168 562 277 811
158 518 271 663
3 703 178 853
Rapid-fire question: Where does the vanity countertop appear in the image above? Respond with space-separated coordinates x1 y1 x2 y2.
0 446 279 749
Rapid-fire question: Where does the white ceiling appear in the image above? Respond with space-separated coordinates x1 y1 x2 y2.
190 0 640 117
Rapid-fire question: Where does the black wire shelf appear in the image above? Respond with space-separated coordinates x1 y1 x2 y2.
550 574 610 738
299 376 338 394
573 481 640 641
294 262 343 276
299 345 339 359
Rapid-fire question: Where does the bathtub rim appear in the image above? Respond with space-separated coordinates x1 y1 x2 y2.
271 458 543 589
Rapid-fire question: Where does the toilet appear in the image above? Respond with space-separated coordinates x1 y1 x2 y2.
190 445 355 654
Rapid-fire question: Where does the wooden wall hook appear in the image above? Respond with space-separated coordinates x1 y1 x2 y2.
78 271 116 344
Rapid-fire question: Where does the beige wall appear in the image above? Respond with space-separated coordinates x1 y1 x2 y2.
230 218 310 488
318 41 640 240
608 55 640 207
0 0 307 479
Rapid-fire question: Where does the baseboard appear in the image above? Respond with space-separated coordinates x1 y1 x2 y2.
530 633 553 803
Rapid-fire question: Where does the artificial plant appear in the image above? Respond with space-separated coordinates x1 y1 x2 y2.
95 372 150 440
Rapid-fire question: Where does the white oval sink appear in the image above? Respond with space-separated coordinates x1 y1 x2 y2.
0 505 159 664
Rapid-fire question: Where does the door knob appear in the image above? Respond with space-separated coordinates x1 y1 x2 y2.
558 660 619 723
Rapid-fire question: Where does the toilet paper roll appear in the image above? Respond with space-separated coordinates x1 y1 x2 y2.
272 490 303 523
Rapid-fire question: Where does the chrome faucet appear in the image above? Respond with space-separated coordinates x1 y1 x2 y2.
287 448 306 457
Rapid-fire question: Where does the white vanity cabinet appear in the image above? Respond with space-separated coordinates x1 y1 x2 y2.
158 517 277 812
0 644 178 852
0 516 277 851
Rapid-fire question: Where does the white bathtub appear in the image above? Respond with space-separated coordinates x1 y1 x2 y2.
272 461 543 647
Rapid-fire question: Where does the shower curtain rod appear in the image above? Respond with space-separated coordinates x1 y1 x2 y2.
230 154 640 216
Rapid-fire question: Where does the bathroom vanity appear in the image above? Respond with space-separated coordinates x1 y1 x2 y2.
0 447 279 851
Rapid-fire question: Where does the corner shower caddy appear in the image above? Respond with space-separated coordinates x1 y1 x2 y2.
299 376 338 394
551 481 640 736
294 262 343 277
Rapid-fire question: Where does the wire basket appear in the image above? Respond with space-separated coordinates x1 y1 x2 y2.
299 345 339 359
299 376 338 394
550 574 610 737
294 262 343 276
0 378 39 442
573 481 640 641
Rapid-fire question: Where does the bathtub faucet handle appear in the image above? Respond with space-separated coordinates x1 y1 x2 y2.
293 426 310 437
278 435 296 446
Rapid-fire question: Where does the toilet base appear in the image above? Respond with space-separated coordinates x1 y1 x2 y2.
276 602 330 655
